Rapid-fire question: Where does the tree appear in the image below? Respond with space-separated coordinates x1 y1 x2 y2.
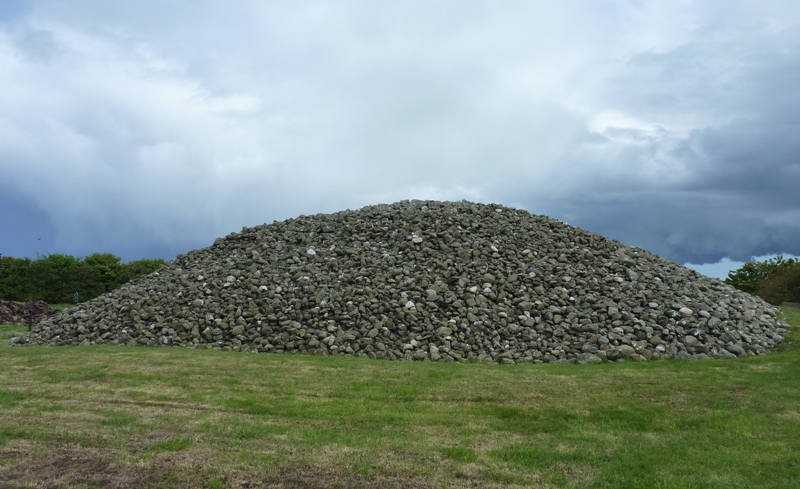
725 255 798 295
124 258 165 282
84 253 126 295
755 263 800 305
33 254 82 303
0 253 167 303
0 256 35 301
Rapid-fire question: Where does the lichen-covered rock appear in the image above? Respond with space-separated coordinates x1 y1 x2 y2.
12 200 790 363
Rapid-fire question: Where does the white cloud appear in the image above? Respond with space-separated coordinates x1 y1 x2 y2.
0 1 798 265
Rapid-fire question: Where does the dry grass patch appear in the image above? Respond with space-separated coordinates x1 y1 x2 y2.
0 441 215 489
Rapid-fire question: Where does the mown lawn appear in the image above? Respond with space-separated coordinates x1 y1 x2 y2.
0 324 28 339
0 307 798 488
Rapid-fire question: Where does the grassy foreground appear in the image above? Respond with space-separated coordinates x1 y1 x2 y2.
0 308 798 489
0 325 27 339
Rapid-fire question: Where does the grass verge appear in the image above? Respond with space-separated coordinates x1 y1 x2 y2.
0 324 28 339
0 308 797 488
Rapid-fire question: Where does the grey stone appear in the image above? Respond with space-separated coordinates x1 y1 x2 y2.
577 353 602 364
712 349 737 360
616 345 636 358
726 344 746 357
435 327 453 337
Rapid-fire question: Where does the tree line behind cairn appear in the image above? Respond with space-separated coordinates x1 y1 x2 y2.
725 255 800 305
0 253 165 304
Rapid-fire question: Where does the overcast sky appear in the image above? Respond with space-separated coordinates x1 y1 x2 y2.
1 1 798 278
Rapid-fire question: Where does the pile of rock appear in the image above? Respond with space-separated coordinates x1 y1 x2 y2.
12 200 789 363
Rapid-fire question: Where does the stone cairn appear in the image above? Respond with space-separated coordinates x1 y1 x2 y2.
11 200 790 364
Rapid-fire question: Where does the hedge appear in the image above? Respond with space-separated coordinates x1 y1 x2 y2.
0 253 165 304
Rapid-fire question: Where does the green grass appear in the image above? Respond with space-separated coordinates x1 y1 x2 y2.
0 307 797 488
782 305 800 326
0 324 28 338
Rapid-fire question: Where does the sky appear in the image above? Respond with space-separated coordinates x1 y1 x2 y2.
1 1 799 279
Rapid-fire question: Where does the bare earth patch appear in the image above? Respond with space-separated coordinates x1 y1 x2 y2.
0 443 141 489
0 442 542 489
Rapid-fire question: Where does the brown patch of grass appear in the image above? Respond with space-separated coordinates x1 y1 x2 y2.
256 466 435 489
455 462 483 480
0 442 272 489
0 443 146 488
0 447 444 489
468 432 528 452
101 397 220 412
748 364 777 371
554 443 574 454
778 411 800 421
543 462 598 487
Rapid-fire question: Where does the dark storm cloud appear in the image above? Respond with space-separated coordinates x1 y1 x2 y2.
533 30 800 266
0 181 57 258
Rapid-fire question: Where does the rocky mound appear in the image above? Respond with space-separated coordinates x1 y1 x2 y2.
1 301 57 326
12 200 789 363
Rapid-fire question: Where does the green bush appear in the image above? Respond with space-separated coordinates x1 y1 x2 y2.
84 253 126 297
31 254 82 303
756 263 800 305
123 258 165 282
0 257 36 301
724 255 797 294
0 254 166 304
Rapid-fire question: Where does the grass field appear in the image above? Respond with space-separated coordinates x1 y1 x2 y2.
0 324 27 339
0 308 798 488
